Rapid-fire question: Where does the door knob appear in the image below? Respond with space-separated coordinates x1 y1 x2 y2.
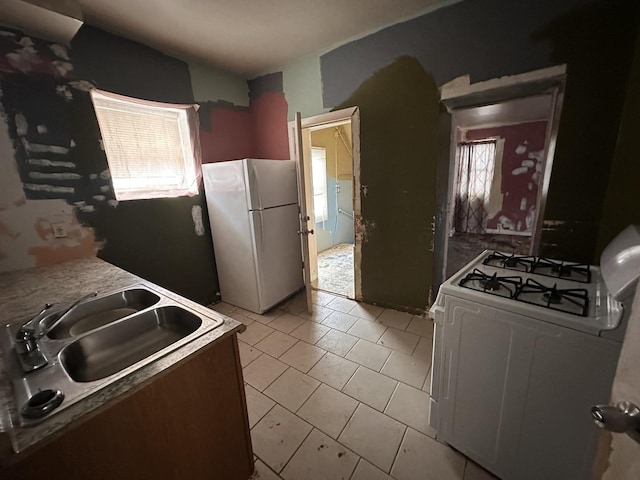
592 401 640 444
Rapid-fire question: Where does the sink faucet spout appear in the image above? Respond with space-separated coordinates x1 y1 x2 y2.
38 292 97 339
15 292 97 372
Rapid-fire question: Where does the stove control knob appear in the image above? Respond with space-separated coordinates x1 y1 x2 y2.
592 401 640 443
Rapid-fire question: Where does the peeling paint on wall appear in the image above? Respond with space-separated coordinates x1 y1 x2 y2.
465 121 547 233
0 199 99 272
191 205 205 236
0 28 109 272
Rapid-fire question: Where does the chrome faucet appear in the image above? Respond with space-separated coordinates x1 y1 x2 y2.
15 292 97 372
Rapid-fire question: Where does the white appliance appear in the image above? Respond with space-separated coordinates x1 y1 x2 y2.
202 159 303 314
429 226 640 480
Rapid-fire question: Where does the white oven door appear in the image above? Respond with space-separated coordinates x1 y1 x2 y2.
439 295 620 480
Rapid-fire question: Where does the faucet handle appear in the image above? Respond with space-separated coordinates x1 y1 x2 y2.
18 304 54 337
15 328 38 354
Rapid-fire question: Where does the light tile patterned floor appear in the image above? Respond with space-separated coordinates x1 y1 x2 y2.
210 290 498 480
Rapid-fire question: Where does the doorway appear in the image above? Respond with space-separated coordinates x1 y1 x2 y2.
432 66 566 287
309 123 354 297
445 94 556 278
289 107 361 300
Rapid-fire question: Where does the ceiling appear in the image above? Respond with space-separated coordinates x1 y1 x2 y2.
2 0 458 77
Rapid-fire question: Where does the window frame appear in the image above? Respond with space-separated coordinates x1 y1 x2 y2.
90 88 202 201
310 146 329 223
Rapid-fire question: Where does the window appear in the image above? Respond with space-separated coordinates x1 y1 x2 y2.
454 140 497 233
90 89 202 201
311 147 328 222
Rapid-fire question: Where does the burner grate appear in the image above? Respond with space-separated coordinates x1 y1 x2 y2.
483 252 536 272
514 279 589 316
460 269 522 298
530 257 591 283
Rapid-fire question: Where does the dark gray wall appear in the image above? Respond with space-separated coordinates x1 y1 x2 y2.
307 0 638 311
0 25 218 303
69 26 219 304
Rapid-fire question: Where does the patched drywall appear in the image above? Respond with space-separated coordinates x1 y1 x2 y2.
70 25 219 303
283 55 329 120
336 56 439 312
317 0 638 266
199 101 254 163
0 25 226 303
464 121 548 233
0 29 98 272
198 72 290 163
251 91 290 160
188 60 249 106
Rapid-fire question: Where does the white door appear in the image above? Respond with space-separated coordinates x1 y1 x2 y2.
289 112 313 313
595 283 640 479
251 204 304 312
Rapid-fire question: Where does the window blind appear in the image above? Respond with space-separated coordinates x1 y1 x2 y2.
90 89 201 201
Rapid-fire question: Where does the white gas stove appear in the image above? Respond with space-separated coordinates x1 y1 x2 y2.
428 226 640 480
439 250 624 337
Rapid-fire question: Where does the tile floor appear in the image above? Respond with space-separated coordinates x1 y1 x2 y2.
210 290 498 480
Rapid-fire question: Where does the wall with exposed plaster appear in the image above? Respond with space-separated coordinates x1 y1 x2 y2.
0 25 258 304
464 121 548 233
0 31 98 273
0 24 292 303
276 0 638 312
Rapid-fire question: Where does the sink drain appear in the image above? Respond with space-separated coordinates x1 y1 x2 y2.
21 389 64 419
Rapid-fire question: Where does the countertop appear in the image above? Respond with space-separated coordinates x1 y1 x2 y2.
0 257 243 458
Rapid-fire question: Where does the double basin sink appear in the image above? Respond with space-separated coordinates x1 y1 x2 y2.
0 285 224 427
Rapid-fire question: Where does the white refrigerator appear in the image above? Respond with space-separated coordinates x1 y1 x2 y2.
202 159 304 314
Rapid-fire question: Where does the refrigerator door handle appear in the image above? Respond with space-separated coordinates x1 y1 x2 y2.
255 211 264 251
249 164 263 210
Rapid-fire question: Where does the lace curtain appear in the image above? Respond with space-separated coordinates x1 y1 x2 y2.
454 140 497 233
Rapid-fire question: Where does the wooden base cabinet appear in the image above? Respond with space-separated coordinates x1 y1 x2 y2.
1 335 253 480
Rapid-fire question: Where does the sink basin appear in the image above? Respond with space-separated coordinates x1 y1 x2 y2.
45 288 160 339
0 284 225 427
60 306 201 382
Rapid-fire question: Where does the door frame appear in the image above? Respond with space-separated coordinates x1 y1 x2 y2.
288 107 362 300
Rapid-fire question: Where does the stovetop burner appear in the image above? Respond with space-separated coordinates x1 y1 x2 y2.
514 279 589 316
482 252 591 283
483 252 536 272
530 258 591 283
460 269 522 298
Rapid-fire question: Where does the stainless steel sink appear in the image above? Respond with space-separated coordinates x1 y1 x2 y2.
60 306 201 382
45 288 160 339
0 284 226 427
